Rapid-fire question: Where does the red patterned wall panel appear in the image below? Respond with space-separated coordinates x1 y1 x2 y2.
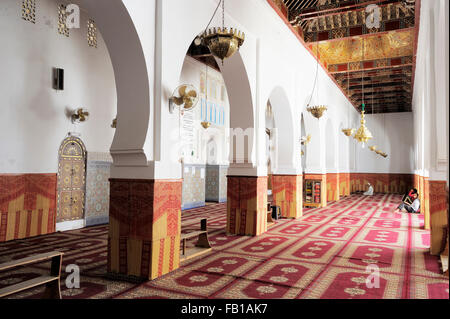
350 173 414 194
227 176 267 236
272 175 303 219
0 174 56 242
339 173 351 197
326 173 340 202
429 181 448 255
108 179 182 280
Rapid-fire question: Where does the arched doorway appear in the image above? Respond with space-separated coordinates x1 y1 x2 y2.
266 87 302 219
56 135 87 230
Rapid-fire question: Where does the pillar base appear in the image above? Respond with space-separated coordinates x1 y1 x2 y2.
227 176 267 236
327 173 340 202
339 173 351 197
272 175 303 219
108 179 182 280
429 181 448 255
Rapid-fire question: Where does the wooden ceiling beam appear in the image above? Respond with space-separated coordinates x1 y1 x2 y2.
330 63 413 75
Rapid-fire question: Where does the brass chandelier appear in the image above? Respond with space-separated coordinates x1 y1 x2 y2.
197 0 244 65
353 104 373 148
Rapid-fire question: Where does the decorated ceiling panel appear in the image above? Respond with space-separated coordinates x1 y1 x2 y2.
271 0 418 114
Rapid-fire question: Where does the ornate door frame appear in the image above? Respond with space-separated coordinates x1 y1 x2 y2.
56 135 87 228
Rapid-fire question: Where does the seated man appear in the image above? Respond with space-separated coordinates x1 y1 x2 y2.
395 192 420 214
363 183 374 196
402 188 418 205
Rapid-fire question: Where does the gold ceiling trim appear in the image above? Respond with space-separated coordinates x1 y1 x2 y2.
308 29 414 65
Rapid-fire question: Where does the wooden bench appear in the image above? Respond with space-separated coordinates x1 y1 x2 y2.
0 251 63 299
180 219 212 262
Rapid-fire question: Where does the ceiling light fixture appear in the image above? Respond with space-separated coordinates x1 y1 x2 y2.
307 23 327 120
198 0 245 65
353 37 373 148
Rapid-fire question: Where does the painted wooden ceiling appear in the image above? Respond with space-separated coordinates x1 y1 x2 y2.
273 0 418 114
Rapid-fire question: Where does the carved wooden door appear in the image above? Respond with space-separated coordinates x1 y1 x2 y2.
57 136 87 223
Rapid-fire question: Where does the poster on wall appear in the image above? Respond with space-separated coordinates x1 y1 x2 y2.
182 111 195 160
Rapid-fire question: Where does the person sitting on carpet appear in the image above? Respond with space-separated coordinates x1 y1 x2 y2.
395 192 420 214
363 183 374 196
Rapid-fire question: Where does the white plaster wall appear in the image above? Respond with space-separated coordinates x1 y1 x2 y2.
412 0 449 183
0 0 116 173
147 0 359 179
178 56 230 166
354 113 415 174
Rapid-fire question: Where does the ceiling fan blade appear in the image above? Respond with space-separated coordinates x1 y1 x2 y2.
187 90 197 98
184 100 193 109
178 85 187 97
172 96 184 105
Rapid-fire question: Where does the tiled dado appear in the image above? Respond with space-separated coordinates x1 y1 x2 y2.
227 176 268 236
108 179 182 280
272 175 303 219
205 165 228 203
0 174 57 242
350 173 414 194
339 173 350 197
327 173 340 202
304 174 327 207
182 164 205 210
428 181 448 255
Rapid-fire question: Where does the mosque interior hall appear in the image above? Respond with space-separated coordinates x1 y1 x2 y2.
0 0 448 300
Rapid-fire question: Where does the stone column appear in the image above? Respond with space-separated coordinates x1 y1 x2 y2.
226 176 267 236
271 175 303 219
326 173 340 202
108 179 182 280
429 181 448 255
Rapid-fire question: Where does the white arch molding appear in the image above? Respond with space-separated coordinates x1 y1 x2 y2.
266 86 300 175
75 0 151 170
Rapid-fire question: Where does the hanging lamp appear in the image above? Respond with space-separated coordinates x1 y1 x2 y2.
353 37 373 148
199 0 245 65
342 52 356 136
201 62 211 129
307 31 327 119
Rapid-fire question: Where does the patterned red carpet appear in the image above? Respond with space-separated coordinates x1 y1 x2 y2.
0 194 448 299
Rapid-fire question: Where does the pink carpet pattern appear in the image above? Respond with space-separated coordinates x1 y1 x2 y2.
0 194 448 299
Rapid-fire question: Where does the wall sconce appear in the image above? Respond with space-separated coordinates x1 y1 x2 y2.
71 108 89 123
201 121 211 129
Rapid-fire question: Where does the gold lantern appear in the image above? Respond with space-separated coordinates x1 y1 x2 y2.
353 106 373 148
307 105 328 119
199 0 244 65
203 28 245 64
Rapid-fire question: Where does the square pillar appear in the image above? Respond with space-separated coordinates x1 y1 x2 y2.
272 175 303 219
339 173 350 197
227 176 267 236
326 173 340 202
108 179 182 281
429 181 448 255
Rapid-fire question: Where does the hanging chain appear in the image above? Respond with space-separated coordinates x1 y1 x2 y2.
347 49 350 124
307 35 320 107
222 0 225 30
362 37 365 112
202 0 222 36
